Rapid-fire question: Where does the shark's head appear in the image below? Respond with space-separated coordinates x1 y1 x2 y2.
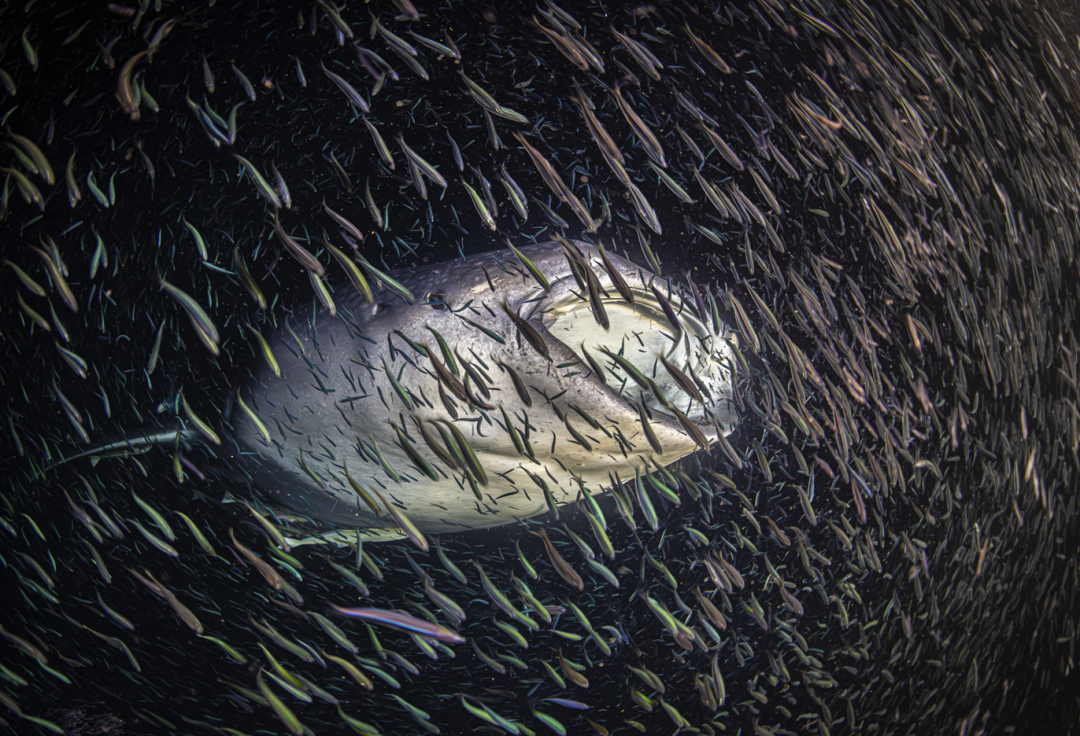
533 243 737 427
222 240 740 542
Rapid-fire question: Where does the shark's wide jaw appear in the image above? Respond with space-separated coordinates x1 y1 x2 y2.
539 281 738 427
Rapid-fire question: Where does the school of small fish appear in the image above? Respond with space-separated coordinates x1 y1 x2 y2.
1 0 1079 734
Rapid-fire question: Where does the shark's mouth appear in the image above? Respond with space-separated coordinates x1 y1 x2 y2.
536 279 739 430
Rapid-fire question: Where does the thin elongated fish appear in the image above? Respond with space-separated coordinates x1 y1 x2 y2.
330 605 464 643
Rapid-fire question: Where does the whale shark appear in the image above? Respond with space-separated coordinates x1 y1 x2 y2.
54 239 738 542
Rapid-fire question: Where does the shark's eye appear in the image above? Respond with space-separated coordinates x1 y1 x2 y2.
426 292 447 310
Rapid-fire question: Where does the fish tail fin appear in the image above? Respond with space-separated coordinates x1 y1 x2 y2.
40 421 199 473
